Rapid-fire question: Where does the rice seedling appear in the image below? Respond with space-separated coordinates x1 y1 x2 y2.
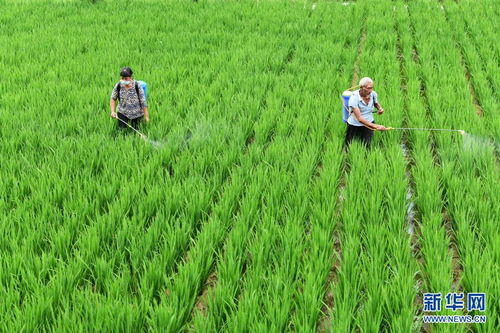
0 0 497 331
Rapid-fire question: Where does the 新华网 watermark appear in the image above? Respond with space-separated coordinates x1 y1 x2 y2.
421 292 487 324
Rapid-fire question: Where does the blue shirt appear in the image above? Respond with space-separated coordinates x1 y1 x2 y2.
347 90 378 126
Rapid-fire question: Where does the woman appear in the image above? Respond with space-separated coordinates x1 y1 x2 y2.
345 77 388 147
110 67 149 132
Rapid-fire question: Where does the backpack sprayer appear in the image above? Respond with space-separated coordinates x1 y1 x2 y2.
341 85 359 123
341 86 466 135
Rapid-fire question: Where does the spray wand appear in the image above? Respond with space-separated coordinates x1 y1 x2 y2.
110 113 166 148
340 86 466 136
386 127 466 135
114 115 148 140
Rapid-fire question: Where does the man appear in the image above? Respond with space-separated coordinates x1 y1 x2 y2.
345 77 387 147
110 67 149 132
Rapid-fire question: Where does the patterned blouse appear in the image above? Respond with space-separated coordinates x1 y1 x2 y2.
110 80 148 119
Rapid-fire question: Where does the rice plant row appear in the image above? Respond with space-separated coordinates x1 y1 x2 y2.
442 0 499 137
394 3 460 331
0 0 498 331
405 0 499 330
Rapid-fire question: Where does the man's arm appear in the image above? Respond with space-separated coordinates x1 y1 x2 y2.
374 102 384 114
352 107 386 131
352 107 377 130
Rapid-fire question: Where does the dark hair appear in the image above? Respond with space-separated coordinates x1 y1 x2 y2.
120 67 133 77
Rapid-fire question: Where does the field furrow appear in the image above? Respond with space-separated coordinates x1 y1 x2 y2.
0 0 498 331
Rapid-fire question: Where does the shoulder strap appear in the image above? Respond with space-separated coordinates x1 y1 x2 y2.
116 82 143 109
347 90 358 115
135 81 142 109
116 83 121 101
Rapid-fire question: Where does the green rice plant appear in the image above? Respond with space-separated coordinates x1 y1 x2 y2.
403 1 499 331
190 163 268 331
329 2 416 332
442 0 498 137
289 3 363 330
290 139 344 332
393 3 464 331
456 0 499 92
146 169 248 331
0 0 498 331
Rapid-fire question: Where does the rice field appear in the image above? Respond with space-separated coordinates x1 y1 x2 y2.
0 0 498 331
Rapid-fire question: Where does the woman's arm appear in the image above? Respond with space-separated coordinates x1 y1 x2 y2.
110 84 118 117
110 98 117 117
